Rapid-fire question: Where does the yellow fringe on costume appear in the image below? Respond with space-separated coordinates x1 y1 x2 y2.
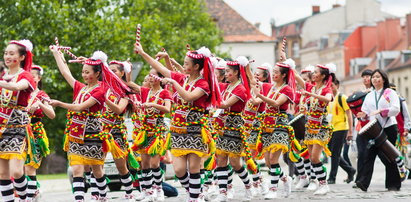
304 139 332 156
261 144 288 154
171 149 208 158
107 139 127 159
68 154 104 166
63 134 69 152
25 160 41 169
215 149 245 158
0 152 27 160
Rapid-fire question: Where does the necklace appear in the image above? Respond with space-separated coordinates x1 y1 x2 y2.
1 69 24 106
223 80 241 101
180 75 203 106
309 84 326 112
145 88 162 115
266 83 286 112
75 83 100 105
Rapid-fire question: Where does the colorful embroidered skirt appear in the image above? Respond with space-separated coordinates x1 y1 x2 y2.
216 114 245 158
261 114 290 154
68 135 105 166
170 110 209 157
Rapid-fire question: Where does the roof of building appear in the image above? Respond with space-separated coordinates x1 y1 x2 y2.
205 0 274 42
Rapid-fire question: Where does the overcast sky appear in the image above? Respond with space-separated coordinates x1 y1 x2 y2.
224 0 411 35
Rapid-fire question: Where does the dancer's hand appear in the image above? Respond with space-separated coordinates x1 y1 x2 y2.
155 52 169 60
134 43 145 55
49 99 62 107
161 78 175 86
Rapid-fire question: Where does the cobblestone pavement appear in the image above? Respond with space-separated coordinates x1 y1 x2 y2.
39 159 411 202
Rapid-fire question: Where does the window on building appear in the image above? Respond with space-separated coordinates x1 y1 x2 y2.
406 87 409 101
292 42 299 58
398 77 401 90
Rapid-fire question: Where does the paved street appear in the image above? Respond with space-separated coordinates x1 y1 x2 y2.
39 159 411 202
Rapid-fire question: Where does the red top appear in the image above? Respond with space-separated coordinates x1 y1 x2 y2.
73 80 105 112
0 70 36 107
263 83 294 113
140 87 171 115
171 71 210 108
30 90 49 117
220 82 248 113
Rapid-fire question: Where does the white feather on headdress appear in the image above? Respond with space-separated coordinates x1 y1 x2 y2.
325 63 337 74
217 60 227 68
283 58 296 69
197 47 212 58
19 39 33 52
122 61 132 73
210 57 218 68
91 50 108 66
236 56 249 67
260 62 272 69
305 65 315 72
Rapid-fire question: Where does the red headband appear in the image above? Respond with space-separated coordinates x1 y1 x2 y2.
85 59 103 66
31 65 43 75
227 61 251 100
9 40 33 72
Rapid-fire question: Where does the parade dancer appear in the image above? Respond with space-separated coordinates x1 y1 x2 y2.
134 42 220 202
295 63 336 195
356 69 408 191
132 69 172 202
244 62 273 195
25 65 56 201
253 59 297 199
49 47 108 202
0 39 36 202
214 56 256 202
100 60 140 201
294 65 315 190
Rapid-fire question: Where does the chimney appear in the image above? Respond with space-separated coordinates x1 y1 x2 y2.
255 22 261 29
407 13 411 49
312 5 320 15
270 18 277 38
332 4 341 8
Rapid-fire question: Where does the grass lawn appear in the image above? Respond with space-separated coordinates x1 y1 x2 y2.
37 173 68 180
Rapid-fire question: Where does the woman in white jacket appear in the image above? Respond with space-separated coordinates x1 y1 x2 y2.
356 69 407 191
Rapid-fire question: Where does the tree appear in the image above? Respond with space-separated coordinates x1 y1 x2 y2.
0 0 222 155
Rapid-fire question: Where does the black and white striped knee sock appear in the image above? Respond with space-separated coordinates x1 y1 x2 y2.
189 173 201 200
395 156 405 170
72 177 85 201
269 164 283 189
177 172 190 191
142 169 153 191
312 162 326 181
90 174 99 197
27 175 37 199
152 167 163 188
96 176 107 197
0 179 14 202
216 166 229 191
227 167 234 186
235 166 251 187
84 171 91 183
304 159 312 178
252 169 261 182
295 158 306 176
120 172 133 195
14 175 27 200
